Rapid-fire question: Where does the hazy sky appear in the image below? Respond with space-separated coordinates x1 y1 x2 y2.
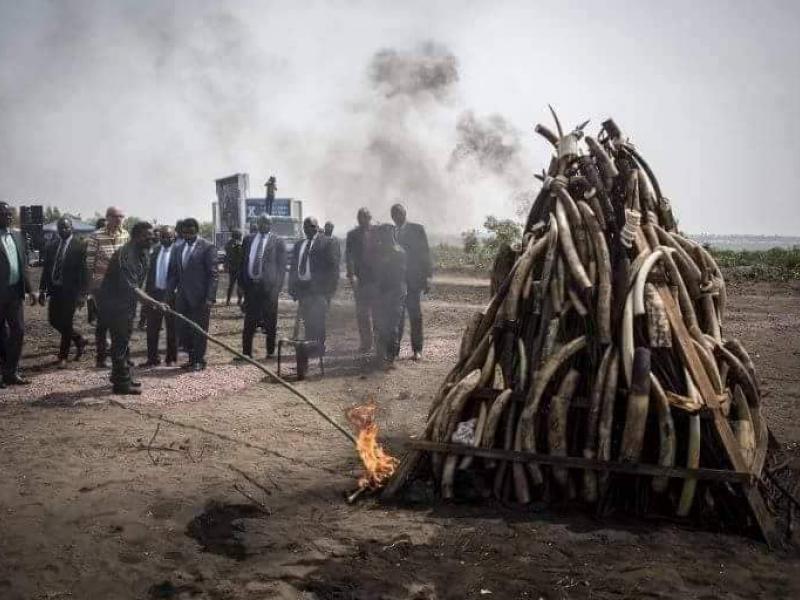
1 0 798 235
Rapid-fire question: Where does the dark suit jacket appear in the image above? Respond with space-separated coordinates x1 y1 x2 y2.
39 236 89 298
170 238 219 307
395 222 432 289
345 226 376 282
288 235 339 299
239 233 287 295
0 229 31 300
145 244 179 296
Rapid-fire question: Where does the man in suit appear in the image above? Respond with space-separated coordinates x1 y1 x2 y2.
86 207 129 367
172 218 218 371
239 215 286 359
38 217 89 368
141 225 178 367
0 202 33 387
224 229 244 307
96 222 155 395
289 217 339 367
345 208 378 353
391 203 432 361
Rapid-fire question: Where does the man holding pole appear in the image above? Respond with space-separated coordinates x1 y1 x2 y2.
95 222 155 395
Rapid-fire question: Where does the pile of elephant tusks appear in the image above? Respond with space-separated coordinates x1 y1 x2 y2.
386 109 772 530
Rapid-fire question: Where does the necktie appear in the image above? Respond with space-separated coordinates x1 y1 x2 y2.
53 240 67 284
253 234 266 278
182 243 192 268
299 239 311 276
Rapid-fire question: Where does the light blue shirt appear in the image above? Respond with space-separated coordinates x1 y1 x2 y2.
0 228 20 286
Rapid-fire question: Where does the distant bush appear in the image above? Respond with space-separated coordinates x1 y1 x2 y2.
710 246 800 281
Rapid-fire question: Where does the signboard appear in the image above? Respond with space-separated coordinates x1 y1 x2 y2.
215 174 248 232
245 198 292 222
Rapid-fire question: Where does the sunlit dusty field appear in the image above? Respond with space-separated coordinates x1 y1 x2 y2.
1 273 799 599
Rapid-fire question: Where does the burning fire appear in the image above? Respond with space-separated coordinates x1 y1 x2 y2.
346 401 398 490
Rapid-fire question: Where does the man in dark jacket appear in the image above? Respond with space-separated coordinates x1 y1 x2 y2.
240 215 286 359
141 225 178 367
224 229 244 306
345 208 377 353
95 222 154 395
39 217 89 368
171 218 218 371
0 201 33 387
373 223 407 369
289 217 339 355
391 203 432 361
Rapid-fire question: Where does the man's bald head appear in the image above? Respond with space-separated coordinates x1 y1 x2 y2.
303 216 319 239
390 203 407 227
105 206 125 230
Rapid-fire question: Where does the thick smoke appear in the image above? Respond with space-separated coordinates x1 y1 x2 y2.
0 3 533 235
369 42 459 100
308 42 532 232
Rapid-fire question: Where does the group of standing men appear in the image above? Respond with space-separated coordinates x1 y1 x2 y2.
0 199 431 393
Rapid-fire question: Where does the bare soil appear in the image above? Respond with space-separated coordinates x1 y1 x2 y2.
1 273 799 599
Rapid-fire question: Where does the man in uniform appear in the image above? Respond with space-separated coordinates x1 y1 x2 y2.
391 203 432 361
0 201 33 387
86 207 129 367
172 218 218 371
141 226 178 367
239 215 286 359
39 217 89 368
95 222 155 395
345 208 377 353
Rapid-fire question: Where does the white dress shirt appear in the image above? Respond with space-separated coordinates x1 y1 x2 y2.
155 245 173 290
297 235 316 282
247 232 270 280
182 239 197 267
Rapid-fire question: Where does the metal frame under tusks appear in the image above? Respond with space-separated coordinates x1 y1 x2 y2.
134 288 356 445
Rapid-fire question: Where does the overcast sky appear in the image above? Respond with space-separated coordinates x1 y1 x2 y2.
1 0 798 235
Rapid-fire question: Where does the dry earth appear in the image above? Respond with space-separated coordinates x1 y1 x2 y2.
1 272 800 599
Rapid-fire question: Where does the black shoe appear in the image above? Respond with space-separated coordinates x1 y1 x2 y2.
139 359 161 368
3 374 30 385
129 380 142 388
96 359 108 369
180 361 194 370
113 386 141 396
191 362 206 372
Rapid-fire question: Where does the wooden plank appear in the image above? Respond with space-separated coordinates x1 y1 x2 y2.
657 286 780 548
406 440 754 484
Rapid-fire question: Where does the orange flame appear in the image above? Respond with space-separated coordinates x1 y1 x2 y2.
346 400 398 489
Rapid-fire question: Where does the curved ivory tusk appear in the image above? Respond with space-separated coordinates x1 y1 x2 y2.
515 336 588 483
650 375 676 494
731 385 756 469
548 103 564 139
633 246 674 316
577 201 612 344
582 346 613 503
549 369 582 489
478 338 496 388
534 123 559 147
619 348 651 462
555 198 593 291
481 389 513 453
677 369 702 517
597 353 620 493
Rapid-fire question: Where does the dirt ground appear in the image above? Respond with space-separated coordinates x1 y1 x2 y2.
1 272 800 599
